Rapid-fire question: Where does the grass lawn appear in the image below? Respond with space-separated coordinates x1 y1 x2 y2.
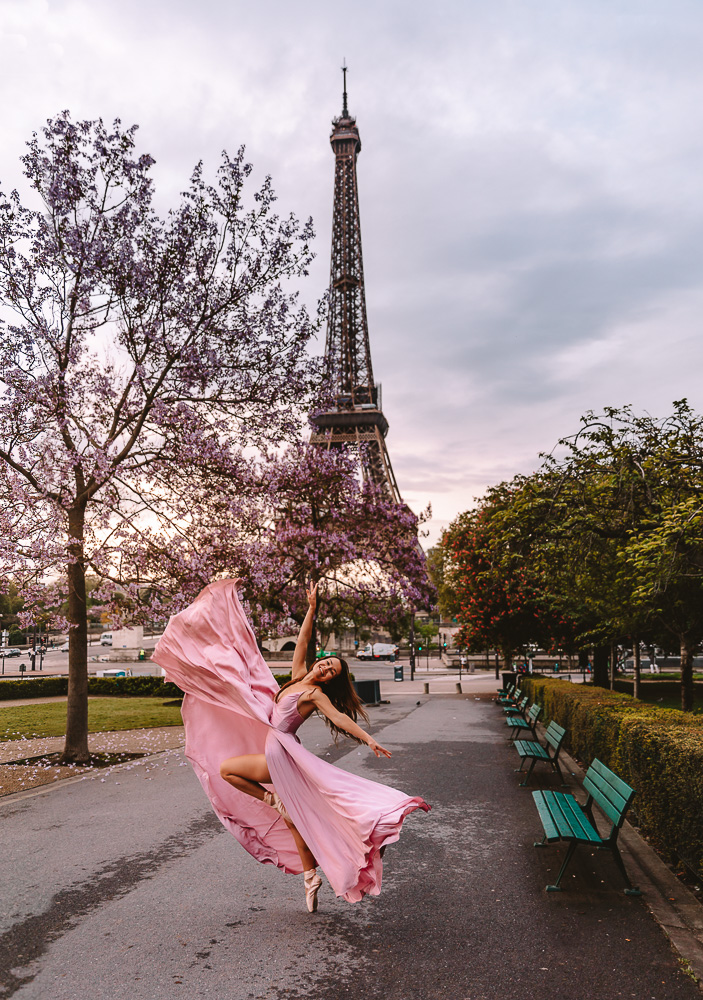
0 697 183 741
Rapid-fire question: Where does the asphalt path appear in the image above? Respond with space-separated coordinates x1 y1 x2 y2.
0 693 700 1000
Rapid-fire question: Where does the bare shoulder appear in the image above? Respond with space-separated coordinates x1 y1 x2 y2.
305 686 333 709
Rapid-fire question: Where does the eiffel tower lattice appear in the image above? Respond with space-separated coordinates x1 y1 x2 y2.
309 65 401 504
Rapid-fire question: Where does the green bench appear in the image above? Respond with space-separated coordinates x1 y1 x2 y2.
498 686 520 706
514 721 566 787
507 702 541 739
532 758 641 894
503 694 528 717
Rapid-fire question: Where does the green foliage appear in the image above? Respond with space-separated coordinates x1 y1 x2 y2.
446 402 703 705
426 541 459 620
0 671 298 703
521 677 703 877
444 489 578 663
0 677 69 700
0 675 182 700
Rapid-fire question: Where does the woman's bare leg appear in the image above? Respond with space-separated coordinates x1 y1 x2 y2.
220 755 317 871
284 820 317 871
219 754 271 801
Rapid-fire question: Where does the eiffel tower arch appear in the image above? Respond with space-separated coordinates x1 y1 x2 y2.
310 67 402 504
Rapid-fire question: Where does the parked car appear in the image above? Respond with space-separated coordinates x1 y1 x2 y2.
0 647 20 658
357 642 399 661
95 668 132 678
100 632 113 646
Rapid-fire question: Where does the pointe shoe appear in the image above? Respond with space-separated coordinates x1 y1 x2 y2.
263 790 292 823
304 868 322 912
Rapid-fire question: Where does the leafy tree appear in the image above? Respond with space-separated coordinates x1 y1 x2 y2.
447 402 703 708
444 488 578 670
536 402 703 708
426 537 459 620
0 114 320 761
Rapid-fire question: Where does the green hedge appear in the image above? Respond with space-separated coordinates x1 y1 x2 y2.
0 675 182 700
0 672 295 702
520 677 703 877
0 676 69 699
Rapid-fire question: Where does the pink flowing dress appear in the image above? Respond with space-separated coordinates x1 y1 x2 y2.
152 579 429 903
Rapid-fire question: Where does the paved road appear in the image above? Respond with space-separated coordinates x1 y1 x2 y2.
0 693 700 1000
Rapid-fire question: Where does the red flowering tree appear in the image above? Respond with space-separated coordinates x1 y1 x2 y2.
0 114 321 761
444 485 578 670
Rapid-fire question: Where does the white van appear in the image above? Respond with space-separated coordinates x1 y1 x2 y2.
357 643 399 661
100 632 113 646
96 667 132 678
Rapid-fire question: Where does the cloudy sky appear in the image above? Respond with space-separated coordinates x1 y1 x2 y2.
3 0 703 544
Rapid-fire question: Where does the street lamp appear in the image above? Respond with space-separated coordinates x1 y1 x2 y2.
409 617 415 682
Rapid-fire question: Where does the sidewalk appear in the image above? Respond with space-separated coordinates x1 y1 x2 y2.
0 690 701 998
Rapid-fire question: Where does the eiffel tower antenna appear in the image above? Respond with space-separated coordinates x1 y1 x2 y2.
341 58 349 116
310 67 402 502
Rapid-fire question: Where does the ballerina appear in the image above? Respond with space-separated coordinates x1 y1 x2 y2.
153 578 429 912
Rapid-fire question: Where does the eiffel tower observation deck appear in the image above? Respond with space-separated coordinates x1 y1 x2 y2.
310 66 401 503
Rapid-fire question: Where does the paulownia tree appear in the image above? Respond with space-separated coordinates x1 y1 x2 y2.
105 444 434 665
0 113 321 761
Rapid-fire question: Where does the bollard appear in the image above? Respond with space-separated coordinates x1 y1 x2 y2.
455 682 462 694
423 682 429 694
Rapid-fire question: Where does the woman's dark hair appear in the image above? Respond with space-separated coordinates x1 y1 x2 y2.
277 657 369 743
316 657 369 743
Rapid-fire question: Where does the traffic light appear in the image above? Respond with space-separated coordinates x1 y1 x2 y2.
418 643 423 652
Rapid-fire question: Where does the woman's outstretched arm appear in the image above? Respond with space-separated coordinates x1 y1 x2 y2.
308 687 392 758
291 582 318 682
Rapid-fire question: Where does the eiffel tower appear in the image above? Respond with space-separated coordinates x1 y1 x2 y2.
309 66 401 503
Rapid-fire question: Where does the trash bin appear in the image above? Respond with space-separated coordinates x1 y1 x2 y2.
353 679 381 705
394 665 404 682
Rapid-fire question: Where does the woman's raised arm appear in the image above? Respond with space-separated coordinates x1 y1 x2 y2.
290 582 318 682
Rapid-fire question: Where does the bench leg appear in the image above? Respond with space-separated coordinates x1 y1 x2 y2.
519 759 537 787
552 758 567 786
546 840 577 891
607 844 642 896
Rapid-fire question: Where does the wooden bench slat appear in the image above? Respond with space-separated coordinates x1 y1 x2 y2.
540 791 582 839
545 722 565 751
583 770 634 828
589 758 634 800
583 767 630 810
532 790 562 841
515 741 550 760
541 790 601 843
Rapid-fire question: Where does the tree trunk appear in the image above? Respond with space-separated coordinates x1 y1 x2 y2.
609 642 617 690
63 505 90 764
632 637 641 700
578 649 589 679
592 645 609 688
680 636 694 713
